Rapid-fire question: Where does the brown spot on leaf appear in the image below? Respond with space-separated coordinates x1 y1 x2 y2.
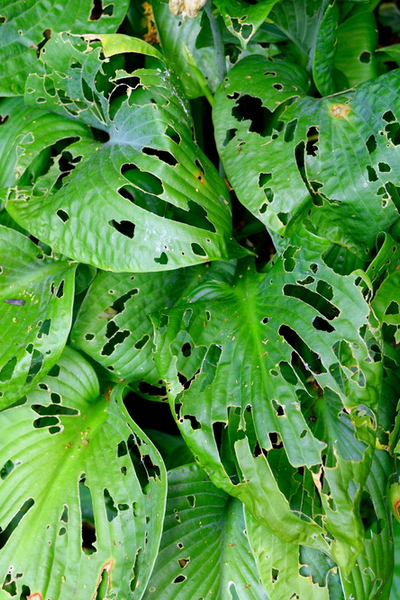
28 594 43 600
93 559 114 598
330 104 350 118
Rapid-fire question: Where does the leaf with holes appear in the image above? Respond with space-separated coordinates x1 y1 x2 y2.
0 225 76 408
70 263 207 385
5 33 235 272
151 255 382 572
0 0 130 96
0 346 167 600
214 56 400 256
213 0 280 48
142 463 268 600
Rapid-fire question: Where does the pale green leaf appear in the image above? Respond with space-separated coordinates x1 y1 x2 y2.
0 225 76 408
0 347 167 600
214 0 280 48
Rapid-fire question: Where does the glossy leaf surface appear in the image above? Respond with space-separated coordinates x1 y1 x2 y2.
5 34 234 272
0 347 167 600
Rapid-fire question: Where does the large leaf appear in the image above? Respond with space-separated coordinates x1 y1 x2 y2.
5 34 234 272
0 0 130 96
0 225 76 408
0 347 167 600
143 463 268 599
214 57 400 255
152 254 382 571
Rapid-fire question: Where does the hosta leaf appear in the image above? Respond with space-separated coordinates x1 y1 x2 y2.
143 463 268 600
152 0 220 98
152 255 382 571
5 33 234 272
0 346 167 600
342 450 394 600
214 57 400 255
214 0 280 48
70 264 207 384
335 7 378 87
0 225 76 408
0 0 130 96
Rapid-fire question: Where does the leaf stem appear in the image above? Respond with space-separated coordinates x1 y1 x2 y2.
204 0 226 83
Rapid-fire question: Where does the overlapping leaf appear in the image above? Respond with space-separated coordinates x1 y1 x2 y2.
152 254 382 571
143 463 268 600
5 33 234 272
214 56 400 255
0 0 130 96
214 0 280 48
0 225 76 408
0 347 167 600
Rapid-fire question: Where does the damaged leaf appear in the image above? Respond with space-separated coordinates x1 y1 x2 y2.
0 347 167 600
0 225 76 408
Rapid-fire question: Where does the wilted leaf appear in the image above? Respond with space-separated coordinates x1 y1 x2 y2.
0 0 130 96
5 33 235 272
143 463 268 599
214 57 400 255
152 255 382 571
0 347 167 600
0 225 76 408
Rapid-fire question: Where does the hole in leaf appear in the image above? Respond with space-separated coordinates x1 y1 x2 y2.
109 219 135 239
0 459 16 481
110 288 139 313
101 328 130 356
89 0 114 20
173 575 187 584
366 165 378 182
183 414 201 430
0 356 17 382
272 568 279 583
284 119 298 143
312 316 335 333
154 252 168 265
231 95 279 137
359 51 371 64
134 334 150 350
79 479 97 554
104 489 118 522
0 498 35 548
191 243 207 257
32 404 78 416
26 349 44 384
258 172 272 187
165 125 181 144
121 164 164 195
378 162 391 172
386 301 399 315
181 342 192 357
272 399 285 416
56 209 69 223
142 147 178 166
279 325 327 374
200 344 222 391
366 134 377 154
283 284 339 319
279 361 297 385
186 495 195 507
306 126 319 156
85 333 95 341
222 128 237 146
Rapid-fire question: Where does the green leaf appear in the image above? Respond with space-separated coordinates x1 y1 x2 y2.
342 450 395 600
143 463 268 599
152 256 382 571
376 44 400 67
214 57 400 255
214 0 280 48
70 264 207 383
152 1 220 98
335 8 379 87
312 1 340 96
0 346 167 600
0 0 130 96
0 225 76 408
5 33 235 272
